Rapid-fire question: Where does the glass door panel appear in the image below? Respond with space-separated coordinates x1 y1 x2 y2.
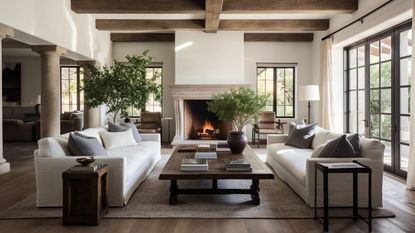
399 28 412 173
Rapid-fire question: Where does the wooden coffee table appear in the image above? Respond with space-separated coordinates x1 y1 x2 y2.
159 145 274 205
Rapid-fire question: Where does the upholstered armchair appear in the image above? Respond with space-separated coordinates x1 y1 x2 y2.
253 111 285 147
138 112 162 139
61 111 83 134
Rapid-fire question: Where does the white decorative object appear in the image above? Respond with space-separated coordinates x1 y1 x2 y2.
266 127 385 208
99 128 137 150
34 127 161 207
298 85 320 124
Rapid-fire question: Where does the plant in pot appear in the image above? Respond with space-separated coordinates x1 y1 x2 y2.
207 87 268 154
82 50 161 123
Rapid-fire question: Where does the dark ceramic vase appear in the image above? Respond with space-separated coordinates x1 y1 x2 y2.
227 131 247 154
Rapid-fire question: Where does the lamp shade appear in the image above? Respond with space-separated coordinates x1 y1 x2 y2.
298 85 320 101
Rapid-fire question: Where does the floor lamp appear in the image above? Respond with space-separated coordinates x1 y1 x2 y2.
298 85 320 124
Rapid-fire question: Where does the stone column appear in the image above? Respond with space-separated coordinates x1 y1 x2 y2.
0 25 14 174
32 45 67 138
78 61 101 129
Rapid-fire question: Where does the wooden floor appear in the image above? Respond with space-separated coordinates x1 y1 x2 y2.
0 142 414 233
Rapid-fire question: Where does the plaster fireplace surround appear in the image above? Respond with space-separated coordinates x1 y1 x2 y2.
170 84 250 145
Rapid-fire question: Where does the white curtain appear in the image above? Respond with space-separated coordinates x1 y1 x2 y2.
407 1 415 190
318 37 334 131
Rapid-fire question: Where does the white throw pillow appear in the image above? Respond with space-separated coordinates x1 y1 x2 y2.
99 128 137 150
311 144 325 158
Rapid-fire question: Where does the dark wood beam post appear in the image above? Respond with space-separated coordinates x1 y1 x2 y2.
205 0 224 33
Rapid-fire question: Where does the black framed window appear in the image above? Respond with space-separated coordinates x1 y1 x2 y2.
257 66 295 118
344 20 412 177
60 66 83 113
127 65 163 117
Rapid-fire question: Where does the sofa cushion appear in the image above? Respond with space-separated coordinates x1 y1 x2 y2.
318 135 357 158
121 122 142 143
37 136 71 157
108 141 160 181
3 119 24 125
267 143 311 185
100 129 137 150
68 132 108 157
80 127 106 145
285 123 317 148
311 128 342 149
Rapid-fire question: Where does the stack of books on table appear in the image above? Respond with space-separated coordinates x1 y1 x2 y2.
216 142 231 152
224 159 252 172
70 162 104 172
195 144 217 159
181 159 208 172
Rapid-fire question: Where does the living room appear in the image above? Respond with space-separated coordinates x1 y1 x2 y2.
1 0 415 232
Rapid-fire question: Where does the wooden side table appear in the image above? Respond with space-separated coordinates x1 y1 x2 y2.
62 165 109 226
314 161 372 232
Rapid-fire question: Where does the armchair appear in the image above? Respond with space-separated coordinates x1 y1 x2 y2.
253 111 285 147
137 112 162 140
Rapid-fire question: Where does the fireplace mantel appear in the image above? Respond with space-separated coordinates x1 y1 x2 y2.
169 84 251 99
170 84 251 145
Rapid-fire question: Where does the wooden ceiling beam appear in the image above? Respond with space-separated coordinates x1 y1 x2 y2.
71 0 205 13
96 19 204 31
222 0 358 13
205 0 224 33
97 19 328 32
244 33 313 42
110 33 175 42
220 20 329 31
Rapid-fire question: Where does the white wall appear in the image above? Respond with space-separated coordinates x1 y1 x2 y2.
175 31 245 84
0 0 112 66
112 42 175 142
3 56 41 107
244 41 314 141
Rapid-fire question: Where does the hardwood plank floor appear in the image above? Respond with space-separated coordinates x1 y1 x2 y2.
0 142 414 233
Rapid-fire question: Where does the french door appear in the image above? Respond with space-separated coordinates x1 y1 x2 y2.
345 21 412 177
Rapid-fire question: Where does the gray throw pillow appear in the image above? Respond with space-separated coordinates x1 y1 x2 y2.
285 123 317 148
120 122 142 142
288 121 306 135
108 121 128 132
68 132 108 157
347 133 360 155
318 135 357 158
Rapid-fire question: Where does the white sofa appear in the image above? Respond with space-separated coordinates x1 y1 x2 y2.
34 127 161 207
266 127 385 208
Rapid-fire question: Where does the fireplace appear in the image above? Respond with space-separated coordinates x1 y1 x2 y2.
184 100 231 140
169 84 251 145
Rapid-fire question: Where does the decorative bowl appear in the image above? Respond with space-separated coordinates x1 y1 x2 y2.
76 156 95 166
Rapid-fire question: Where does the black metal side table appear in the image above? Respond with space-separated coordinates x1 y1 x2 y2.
314 161 372 232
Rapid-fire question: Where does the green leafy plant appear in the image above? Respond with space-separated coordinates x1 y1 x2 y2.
82 50 161 122
207 87 268 132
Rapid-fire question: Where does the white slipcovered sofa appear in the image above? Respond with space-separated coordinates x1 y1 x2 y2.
266 127 385 207
34 127 161 207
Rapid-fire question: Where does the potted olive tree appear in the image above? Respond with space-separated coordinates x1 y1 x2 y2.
82 50 161 123
207 87 267 154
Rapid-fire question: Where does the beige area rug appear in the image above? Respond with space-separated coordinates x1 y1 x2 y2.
0 148 394 219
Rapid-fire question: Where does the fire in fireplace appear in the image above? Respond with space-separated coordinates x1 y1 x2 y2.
184 100 231 140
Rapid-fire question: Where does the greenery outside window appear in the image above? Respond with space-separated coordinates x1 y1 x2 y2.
256 65 295 118
127 65 163 117
60 66 83 113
